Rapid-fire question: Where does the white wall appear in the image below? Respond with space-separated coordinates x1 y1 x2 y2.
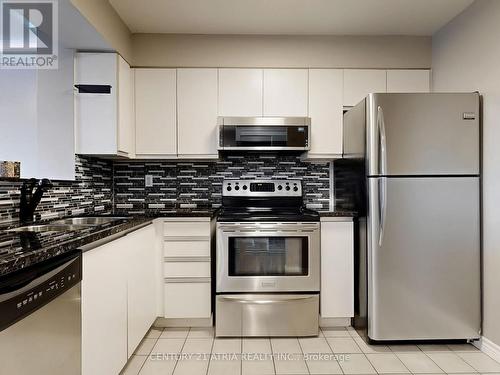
433 0 500 347
0 48 75 180
0 70 38 178
70 0 133 64
132 34 431 68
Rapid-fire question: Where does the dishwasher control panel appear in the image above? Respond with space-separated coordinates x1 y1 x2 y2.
0 253 81 332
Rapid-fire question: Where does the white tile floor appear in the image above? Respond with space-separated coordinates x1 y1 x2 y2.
120 326 500 375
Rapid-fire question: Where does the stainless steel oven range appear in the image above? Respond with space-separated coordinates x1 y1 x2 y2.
215 179 320 337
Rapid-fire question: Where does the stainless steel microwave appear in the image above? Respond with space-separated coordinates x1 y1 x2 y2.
218 117 311 151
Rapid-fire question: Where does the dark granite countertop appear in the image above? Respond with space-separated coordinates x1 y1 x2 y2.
0 216 153 278
319 210 358 218
0 209 219 278
0 207 350 278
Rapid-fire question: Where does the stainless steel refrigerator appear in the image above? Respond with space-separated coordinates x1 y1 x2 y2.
343 93 481 342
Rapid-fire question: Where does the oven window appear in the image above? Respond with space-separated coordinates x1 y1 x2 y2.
228 237 308 276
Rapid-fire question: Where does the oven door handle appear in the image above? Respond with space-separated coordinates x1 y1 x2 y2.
218 295 317 304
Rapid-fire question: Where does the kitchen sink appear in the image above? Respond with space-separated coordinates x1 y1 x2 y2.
6 224 91 233
53 217 128 226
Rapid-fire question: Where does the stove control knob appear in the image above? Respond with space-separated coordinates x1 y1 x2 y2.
227 186 232 191
235 185 240 191
242 185 248 190
293 186 299 192
277 185 283 190
285 186 291 191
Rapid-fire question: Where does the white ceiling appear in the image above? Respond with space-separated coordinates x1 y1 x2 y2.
109 0 474 36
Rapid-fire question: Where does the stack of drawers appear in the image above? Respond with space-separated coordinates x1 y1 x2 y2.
163 218 212 319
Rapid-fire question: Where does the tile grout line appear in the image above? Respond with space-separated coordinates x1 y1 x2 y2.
240 337 243 375
416 348 454 375
205 332 216 375
136 327 163 375
323 328 346 375
349 329 378 374
387 349 414 374
170 327 190 375
270 337 277 375
296 336 310 375
384 341 424 375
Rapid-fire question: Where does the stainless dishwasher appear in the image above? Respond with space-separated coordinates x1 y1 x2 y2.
0 251 82 374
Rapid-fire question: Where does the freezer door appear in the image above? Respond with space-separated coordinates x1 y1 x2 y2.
367 177 480 341
367 93 480 176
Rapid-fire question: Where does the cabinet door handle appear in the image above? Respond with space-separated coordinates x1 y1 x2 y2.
74 84 111 94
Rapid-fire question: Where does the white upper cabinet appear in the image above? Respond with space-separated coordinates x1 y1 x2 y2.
75 52 134 157
343 69 387 107
308 69 343 157
177 68 219 158
387 69 430 93
135 69 177 157
118 57 135 157
263 69 308 116
218 69 263 116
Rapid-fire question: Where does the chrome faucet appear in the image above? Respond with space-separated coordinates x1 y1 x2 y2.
19 178 53 224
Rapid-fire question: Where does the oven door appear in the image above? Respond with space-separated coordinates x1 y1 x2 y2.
216 222 320 292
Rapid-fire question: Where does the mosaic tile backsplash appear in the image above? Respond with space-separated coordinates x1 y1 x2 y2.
0 156 113 225
114 154 332 215
0 154 333 223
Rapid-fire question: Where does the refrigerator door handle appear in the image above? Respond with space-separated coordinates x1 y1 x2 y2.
377 106 387 175
379 177 387 246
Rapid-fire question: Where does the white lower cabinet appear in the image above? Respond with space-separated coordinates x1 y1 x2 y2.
320 218 354 320
164 220 211 238
163 261 210 278
82 238 128 375
163 240 210 258
82 224 158 375
125 225 157 357
163 218 213 321
164 281 211 318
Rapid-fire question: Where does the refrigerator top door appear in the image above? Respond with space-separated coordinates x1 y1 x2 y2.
366 93 480 176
